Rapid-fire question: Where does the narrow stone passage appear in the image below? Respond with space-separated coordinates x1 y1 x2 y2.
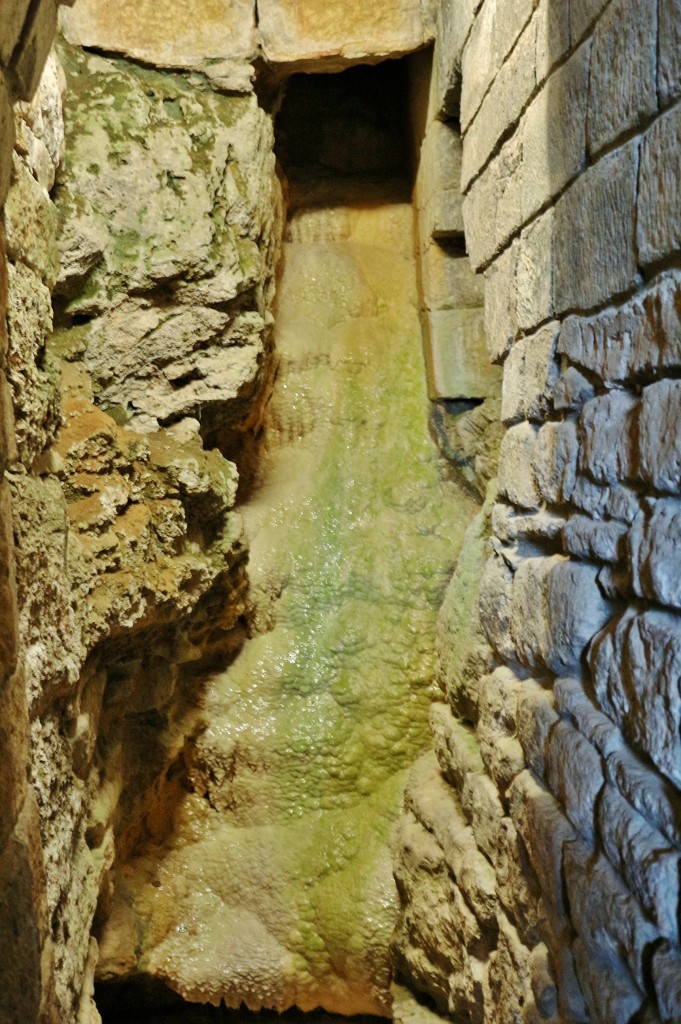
97 189 477 1016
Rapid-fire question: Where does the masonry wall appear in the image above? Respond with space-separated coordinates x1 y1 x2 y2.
395 1 681 1021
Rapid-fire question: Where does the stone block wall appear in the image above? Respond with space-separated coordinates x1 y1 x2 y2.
395 1 681 1022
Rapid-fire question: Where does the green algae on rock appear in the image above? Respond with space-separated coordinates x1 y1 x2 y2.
97 201 478 1015
54 41 281 440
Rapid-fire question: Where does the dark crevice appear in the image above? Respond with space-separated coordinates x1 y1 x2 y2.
275 59 414 208
96 977 388 1024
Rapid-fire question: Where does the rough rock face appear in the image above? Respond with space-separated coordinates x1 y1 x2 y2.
412 64 503 498
60 0 257 77
54 42 279 449
61 0 438 79
0 22 73 1022
0 8 281 1019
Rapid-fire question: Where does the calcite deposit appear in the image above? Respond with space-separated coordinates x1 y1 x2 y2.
95 190 476 1018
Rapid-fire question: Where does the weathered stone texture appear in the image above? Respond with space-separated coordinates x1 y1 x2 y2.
638 104 681 267
591 609 681 789
557 271 681 385
460 0 536 131
60 0 256 72
578 391 638 486
258 0 435 71
0 793 49 1024
400 2 681 1023
587 0 658 156
552 140 639 314
500 322 559 424
521 40 590 224
639 379 681 493
659 0 681 106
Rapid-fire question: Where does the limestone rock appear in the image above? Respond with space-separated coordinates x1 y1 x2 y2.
652 941 681 1023
477 670 525 794
0 793 49 1024
430 397 504 498
552 140 639 314
497 422 540 510
510 771 577 932
630 498 681 608
60 0 256 75
597 784 680 944
659 0 681 105
500 322 560 425
483 914 533 1024
587 0 657 157
56 46 274 312
6 261 60 465
479 548 515 667
515 678 558 781
14 49 67 190
509 556 613 676
258 0 436 72
437 508 496 721
638 102 681 267
578 390 639 486
5 153 59 287
423 307 501 401
484 243 518 363
562 514 627 564
545 720 604 841
564 840 654 1016
11 0 58 101
0 73 14 207
557 271 681 385
590 608 681 788
638 379 681 493
553 677 623 760
55 44 279 439
532 419 578 505
606 744 681 850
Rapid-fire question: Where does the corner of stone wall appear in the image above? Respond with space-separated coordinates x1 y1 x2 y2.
395 0 681 1020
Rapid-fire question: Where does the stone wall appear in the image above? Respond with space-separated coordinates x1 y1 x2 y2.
395 1 681 1022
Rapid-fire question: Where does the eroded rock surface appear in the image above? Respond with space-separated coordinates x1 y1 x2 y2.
96 199 476 1015
0 29 282 1021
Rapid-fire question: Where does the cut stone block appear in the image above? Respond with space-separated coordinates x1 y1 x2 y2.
258 0 434 71
422 307 501 400
60 0 256 71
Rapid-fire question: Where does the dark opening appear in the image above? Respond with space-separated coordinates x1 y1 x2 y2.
95 976 387 1024
275 59 414 213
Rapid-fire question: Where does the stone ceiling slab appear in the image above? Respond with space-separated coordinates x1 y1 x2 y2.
59 0 256 69
258 0 435 71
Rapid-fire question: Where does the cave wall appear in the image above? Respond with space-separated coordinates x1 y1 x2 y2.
0 2 282 1021
0 6 76 1023
395 1 681 1022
